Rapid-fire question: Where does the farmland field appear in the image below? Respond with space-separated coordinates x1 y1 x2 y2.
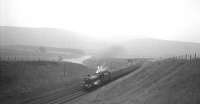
0 60 95 104
0 56 142 104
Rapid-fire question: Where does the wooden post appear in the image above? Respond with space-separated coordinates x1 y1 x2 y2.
185 54 188 60
194 52 197 64
64 63 66 77
186 54 188 63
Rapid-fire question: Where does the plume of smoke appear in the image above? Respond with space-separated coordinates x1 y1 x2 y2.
96 65 107 73
96 45 126 59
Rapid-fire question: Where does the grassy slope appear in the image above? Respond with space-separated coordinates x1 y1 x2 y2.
0 61 95 102
0 45 85 61
72 59 200 104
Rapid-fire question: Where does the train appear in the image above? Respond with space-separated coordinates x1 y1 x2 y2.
81 64 141 90
81 71 111 90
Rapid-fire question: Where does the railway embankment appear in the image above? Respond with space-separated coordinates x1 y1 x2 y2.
69 59 200 104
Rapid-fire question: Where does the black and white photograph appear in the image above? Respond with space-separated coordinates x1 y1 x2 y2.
0 0 200 104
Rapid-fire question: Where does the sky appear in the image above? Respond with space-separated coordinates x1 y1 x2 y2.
1 0 200 43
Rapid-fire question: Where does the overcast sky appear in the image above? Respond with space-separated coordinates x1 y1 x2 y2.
1 0 200 43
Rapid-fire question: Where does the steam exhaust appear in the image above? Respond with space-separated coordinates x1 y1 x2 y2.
96 65 107 73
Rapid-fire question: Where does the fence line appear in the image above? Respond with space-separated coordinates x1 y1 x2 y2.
0 56 59 62
167 52 200 64
0 52 200 63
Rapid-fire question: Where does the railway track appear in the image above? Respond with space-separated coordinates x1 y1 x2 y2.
21 82 86 104
46 91 85 104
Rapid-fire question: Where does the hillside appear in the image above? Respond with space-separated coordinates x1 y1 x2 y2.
1 26 200 58
0 26 83 48
0 26 110 53
0 45 85 61
70 59 200 104
119 38 200 58
0 61 95 103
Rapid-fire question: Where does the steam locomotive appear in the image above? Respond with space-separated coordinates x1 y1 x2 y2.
81 71 111 90
81 64 141 90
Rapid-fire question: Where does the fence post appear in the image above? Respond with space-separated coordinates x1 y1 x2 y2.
194 52 197 64
64 63 66 77
186 54 188 60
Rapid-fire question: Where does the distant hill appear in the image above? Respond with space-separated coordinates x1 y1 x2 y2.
0 45 85 61
0 26 89 49
1 26 200 58
103 38 200 58
0 26 109 53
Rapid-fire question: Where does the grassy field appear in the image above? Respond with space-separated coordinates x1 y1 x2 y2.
0 57 137 103
71 58 200 104
0 60 95 103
